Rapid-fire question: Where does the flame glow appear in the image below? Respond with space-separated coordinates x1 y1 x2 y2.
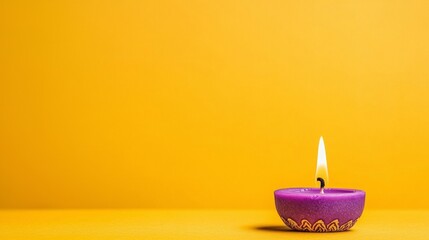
316 136 329 185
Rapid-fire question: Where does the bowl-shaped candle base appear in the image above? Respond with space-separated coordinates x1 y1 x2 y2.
275 188 365 232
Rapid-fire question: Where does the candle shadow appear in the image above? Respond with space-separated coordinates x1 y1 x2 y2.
253 225 291 232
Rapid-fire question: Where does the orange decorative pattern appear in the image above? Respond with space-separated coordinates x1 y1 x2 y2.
281 217 358 232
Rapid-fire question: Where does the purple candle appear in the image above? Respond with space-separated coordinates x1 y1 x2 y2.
274 137 366 232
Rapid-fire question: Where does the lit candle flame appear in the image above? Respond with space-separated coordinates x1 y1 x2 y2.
316 136 328 188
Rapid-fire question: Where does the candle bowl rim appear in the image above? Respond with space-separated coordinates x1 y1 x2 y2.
275 187 365 199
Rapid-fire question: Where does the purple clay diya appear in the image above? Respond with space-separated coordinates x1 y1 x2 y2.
275 187 365 232
274 137 366 232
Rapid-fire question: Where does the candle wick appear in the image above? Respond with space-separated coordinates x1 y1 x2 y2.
317 177 325 194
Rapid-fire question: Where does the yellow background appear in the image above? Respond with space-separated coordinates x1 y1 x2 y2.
1 0 429 209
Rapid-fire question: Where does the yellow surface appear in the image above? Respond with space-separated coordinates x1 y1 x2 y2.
2 0 429 209
0 209 428 239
